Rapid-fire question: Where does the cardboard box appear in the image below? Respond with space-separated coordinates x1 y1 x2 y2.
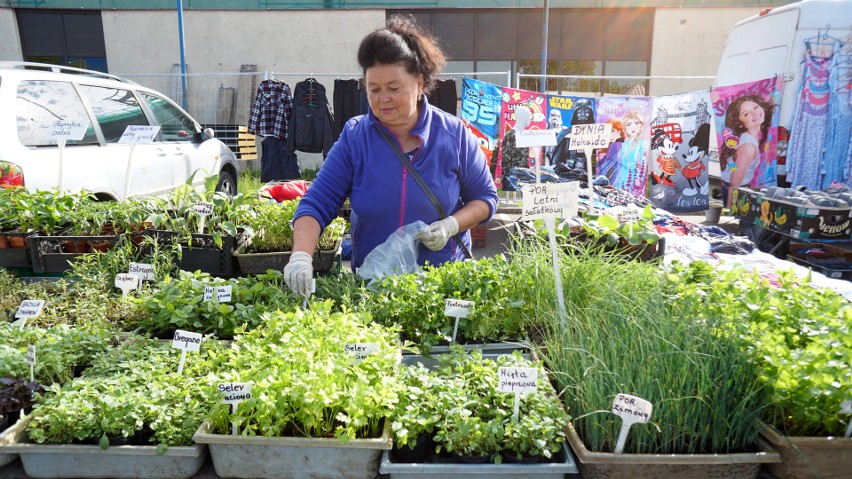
733 188 852 240
787 242 852 280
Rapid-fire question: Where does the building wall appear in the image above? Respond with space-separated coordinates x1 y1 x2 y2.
649 6 764 95
103 9 384 170
0 7 23 61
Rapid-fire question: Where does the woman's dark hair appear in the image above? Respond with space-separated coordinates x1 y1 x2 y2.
357 15 446 94
719 94 775 170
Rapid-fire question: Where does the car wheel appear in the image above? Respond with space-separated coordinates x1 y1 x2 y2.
216 171 237 197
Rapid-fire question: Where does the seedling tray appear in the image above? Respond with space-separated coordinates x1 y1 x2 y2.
27 234 120 273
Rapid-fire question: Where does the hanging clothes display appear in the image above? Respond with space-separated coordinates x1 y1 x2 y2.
786 43 836 190
247 79 300 182
427 79 458 115
333 79 367 137
821 51 852 187
287 78 337 158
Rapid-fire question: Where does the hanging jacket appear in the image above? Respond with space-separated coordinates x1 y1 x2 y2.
246 80 293 140
287 78 337 157
294 97 498 269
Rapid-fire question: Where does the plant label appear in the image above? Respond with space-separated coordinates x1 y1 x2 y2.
612 393 652 424
219 382 253 405
194 201 214 216
172 330 203 352
114 273 139 296
515 128 557 148
444 299 474 318
498 367 538 394
203 285 232 302
445 299 474 343
569 123 612 153
612 393 653 454
47 119 90 141
842 400 852 439
15 299 45 321
345 343 379 365
118 125 160 144
27 344 35 382
129 262 155 281
521 182 579 220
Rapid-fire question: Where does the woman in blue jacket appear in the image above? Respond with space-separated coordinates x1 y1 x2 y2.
283 15 498 297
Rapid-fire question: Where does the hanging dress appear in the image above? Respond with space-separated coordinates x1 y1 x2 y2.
786 49 834 190
821 54 852 188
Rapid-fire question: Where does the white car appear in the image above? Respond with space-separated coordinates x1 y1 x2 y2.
0 62 239 200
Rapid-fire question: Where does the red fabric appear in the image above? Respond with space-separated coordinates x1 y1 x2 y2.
266 181 309 202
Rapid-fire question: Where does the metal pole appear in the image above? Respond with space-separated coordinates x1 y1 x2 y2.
176 0 189 110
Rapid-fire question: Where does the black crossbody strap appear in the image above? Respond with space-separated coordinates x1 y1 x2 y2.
376 127 473 259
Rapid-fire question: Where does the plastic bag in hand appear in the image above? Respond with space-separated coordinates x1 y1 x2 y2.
357 221 426 284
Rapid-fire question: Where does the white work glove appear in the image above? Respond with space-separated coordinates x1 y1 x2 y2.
416 216 459 251
283 251 313 298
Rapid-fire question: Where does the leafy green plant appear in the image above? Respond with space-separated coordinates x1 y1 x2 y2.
128 270 299 338
665 261 852 437
209 301 402 442
367 255 532 353
27 335 226 452
0 321 118 385
396 348 568 464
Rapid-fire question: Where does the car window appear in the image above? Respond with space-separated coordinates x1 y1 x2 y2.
78 84 149 143
142 93 198 142
16 80 98 147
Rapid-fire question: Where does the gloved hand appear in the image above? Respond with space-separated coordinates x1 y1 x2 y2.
283 251 313 297
416 216 459 251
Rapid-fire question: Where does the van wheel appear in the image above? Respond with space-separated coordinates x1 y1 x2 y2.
216 171 237 197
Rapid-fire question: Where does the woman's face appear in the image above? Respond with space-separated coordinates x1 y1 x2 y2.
624 118 642 139
365 62 423 132
737 100 765 132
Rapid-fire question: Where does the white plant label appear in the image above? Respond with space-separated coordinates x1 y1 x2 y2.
129 262 155 281
569 123 613 152
172 330 203 352
27 344 36 382
219 382 253 405
118 125 160 144
499 367 538 422
47 119 89 141
445 299 475 343
521 182 579 220
498 367 539 394
219 382 253 436
444 299 474 318
203 285 233 303
345 343 379 365
569 122 611 216
114 273 139 297
515 128 557 148
15 299 45 329
172 330 202 375
194 201 214 216
612 393 653 454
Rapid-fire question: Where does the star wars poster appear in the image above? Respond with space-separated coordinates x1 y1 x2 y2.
545 95 596 181
594 97 651 198
710 76 781 207
499 87 547 191
460 78 502 186
647 90 713 213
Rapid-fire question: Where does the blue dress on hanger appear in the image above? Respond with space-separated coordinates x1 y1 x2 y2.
787 45 835 190
821 52 852 188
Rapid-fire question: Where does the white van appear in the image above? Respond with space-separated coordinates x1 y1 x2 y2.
714 0 852 179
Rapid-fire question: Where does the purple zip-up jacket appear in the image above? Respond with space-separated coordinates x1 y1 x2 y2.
294 97 498 269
